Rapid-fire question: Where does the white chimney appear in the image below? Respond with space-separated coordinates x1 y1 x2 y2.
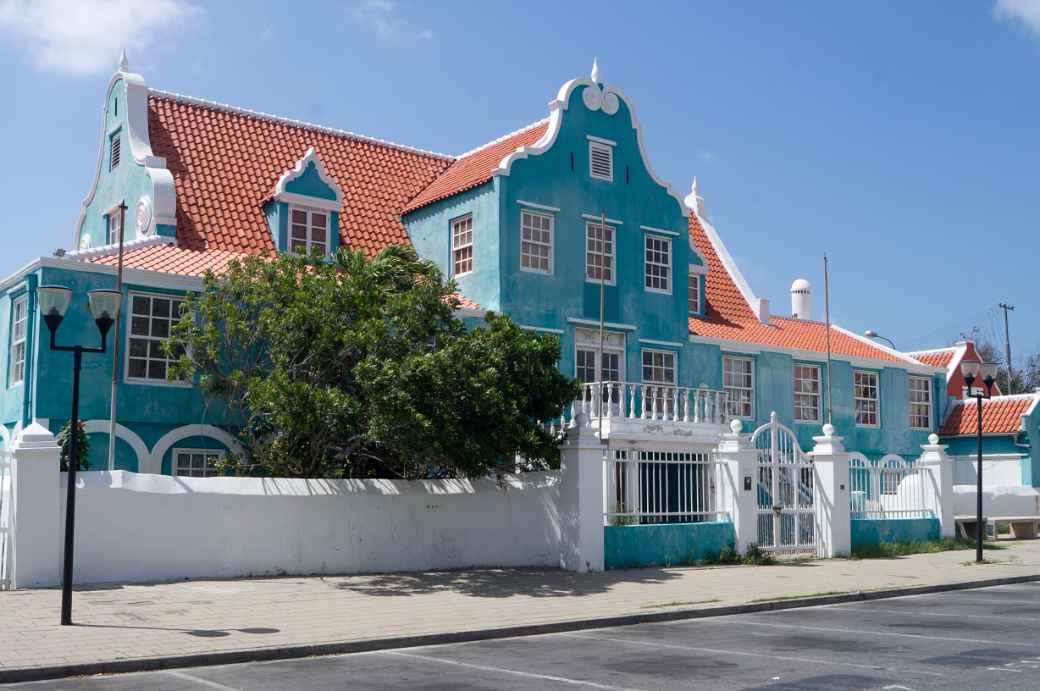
791 279 811 320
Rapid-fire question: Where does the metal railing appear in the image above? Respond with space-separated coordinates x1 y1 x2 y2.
604 449 726 526
849 453 931 519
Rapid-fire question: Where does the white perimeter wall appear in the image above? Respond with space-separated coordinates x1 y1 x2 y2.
63 470 563 584
953 485 1040 517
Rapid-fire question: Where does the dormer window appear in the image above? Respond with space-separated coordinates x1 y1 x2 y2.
587 136 614 182
107 207 123 245
290 207 329 256
109 130 121 170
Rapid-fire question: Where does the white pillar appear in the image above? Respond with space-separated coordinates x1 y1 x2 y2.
715 419 760 555
9 422 61 588
558 415 605 572
811 424 851 558
918 433 955 539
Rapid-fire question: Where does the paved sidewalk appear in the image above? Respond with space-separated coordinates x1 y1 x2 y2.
2 541 1040 682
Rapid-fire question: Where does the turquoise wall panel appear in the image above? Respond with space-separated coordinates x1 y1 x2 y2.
84 433 139 472
604 521 734 569
284 162 338 200
850 518 940 548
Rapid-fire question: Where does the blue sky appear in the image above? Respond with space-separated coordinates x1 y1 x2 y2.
2 0 1039 362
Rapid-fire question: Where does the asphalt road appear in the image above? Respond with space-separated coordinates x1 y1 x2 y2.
11 581 1040 690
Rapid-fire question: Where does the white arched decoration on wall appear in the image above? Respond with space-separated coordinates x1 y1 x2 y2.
0 423 10 449
82 420 151 471
147 424 244 476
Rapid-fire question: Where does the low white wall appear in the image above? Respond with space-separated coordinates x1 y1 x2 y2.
953 485 1040 517
63 470 562 584
952 456 1027 487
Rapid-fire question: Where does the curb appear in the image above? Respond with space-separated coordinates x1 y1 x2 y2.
3 572 1039 685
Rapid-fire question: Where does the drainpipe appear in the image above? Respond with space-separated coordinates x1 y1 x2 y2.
21 274 38 428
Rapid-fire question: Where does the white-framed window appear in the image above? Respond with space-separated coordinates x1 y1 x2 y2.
575 328 625 405
909 376 932 430
793 364 821 423
289 206 330 256
451 214 473 276
106 208 123 245
644 235 671 294
173 448 224 478
642 348 677 414
127 292 187 385
724 355 755 419
520 210 553 274
109 130 121 170
854 370 880 427
585 221 616 284
8 295 27 387
588 140 614 182
688 273 701 313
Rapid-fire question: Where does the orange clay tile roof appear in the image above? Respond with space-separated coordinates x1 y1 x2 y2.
451 294 483 311
686 214 905 363
403 120 549 214
941 395 1038 436
147 91 453 257
908 348 957 370
84 242 252 276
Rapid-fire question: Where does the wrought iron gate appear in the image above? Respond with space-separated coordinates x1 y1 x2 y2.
751 412 816 555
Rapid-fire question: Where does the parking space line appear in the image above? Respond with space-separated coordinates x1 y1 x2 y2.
381 650 643 690
164 670 241 690
682 618 1036 647
825 604 1040 624
559 632 944 678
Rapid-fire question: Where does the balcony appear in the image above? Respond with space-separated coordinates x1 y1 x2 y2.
553 382 732 444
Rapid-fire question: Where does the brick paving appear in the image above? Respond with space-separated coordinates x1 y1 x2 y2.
2 541 1039 676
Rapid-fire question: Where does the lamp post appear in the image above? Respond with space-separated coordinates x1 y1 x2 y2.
961 360 996 564
864 330 897 350
38 286 122 625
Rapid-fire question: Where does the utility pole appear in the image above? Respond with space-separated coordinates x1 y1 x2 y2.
999 303 1015 394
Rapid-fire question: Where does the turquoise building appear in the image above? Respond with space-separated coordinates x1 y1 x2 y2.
0 58 948 476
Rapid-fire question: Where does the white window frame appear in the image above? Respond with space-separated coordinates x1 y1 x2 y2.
688 273 701 314
644 235 672 294
106 207 123 245
451 214 474 276
125 291 191 387
724 355 755 420
8 294 27 388
288 205 331 256
520 209 553 274
172 447 225 478
909 375 932 430
854 370 880 428
109 129 121 171
793 363 821 423
588 140 614 182
585 220 616 286
641 348 677 386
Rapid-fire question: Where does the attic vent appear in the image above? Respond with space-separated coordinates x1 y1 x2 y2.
588 140 613 182
110 131 121 170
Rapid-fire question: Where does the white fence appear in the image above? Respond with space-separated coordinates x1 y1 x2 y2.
849 453 931 519
603 448 725 526
0 442 11 590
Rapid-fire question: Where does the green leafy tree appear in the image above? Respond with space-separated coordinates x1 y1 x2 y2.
168 245 577 479
58 420 90 472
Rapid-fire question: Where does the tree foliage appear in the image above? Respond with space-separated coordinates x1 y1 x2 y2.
168 246 578 479
58 420 90 472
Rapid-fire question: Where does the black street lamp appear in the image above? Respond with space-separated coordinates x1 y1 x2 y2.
962 360 997 564
864 330 897 350
38 286 122 626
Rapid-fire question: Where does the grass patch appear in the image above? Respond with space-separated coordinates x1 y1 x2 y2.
641 598 721 609
693 543 776 567
852 537 1006 560
750 590 850 604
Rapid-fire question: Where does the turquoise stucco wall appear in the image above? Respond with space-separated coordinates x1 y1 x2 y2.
264 201 340 255
850 518 940 548
604 521 734 569
0 273 39 428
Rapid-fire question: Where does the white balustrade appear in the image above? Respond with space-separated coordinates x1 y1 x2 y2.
572 382 729 426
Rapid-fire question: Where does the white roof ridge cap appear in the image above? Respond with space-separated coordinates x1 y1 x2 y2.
454 118 551 159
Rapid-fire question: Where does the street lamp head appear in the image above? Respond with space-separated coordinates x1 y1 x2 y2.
864 330 878 338
87 289 121 338
961 359 981 381
37 285 72 335
983 375 996 396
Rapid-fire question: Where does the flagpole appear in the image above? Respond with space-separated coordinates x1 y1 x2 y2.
824 254 833 426
107 202 127 471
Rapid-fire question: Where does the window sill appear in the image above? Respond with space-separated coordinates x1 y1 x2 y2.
644 287 672 296
519 267 553 276
124 377 193 389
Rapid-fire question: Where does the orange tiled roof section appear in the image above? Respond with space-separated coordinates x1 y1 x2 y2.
403 120 549 214
941 395 1036 436
686 214 904 363
85 243 252 277
147 94 453 257
909 348 957 370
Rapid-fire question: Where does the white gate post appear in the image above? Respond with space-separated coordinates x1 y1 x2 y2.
811 424 852 558
715 419 759 555
558 413 605 572
10 422 61 588
918 433 955 538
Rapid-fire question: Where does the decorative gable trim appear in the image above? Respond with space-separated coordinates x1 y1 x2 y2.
273 147 344 212
491 67 689 218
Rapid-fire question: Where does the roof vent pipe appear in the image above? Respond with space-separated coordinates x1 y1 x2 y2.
791 279 811 320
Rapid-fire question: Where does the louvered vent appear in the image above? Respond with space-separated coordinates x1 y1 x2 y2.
589 141 613 181
110 132 121 170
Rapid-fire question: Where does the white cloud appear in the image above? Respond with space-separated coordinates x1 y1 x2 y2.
995 0 1040 37
351 0 433 42
0 0 199 76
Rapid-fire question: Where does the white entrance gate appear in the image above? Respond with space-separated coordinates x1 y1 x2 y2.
752 412 816 554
